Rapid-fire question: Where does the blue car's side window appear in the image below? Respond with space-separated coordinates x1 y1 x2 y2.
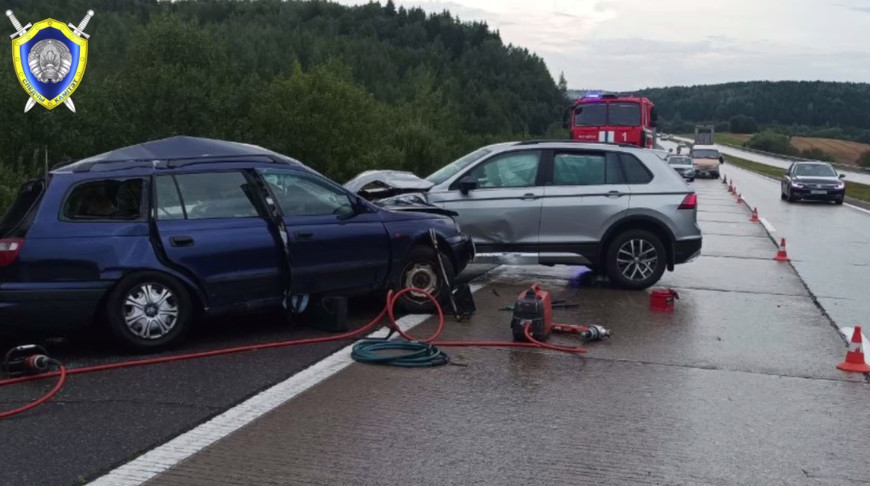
173 172 259 220
154 176 185 220
62 178 145 221
259 169 352 217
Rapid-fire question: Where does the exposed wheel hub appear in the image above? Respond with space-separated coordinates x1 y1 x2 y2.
403 263 438 301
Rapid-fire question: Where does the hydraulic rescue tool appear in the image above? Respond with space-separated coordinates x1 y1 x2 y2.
2 344 54 377
510 284 612 343
429 228 475 321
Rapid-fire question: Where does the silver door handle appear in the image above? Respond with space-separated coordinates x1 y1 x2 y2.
606 191 625 198
521 193 540 200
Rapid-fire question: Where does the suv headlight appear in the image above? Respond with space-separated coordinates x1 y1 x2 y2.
792 182 804 188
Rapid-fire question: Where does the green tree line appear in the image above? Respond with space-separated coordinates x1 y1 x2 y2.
633 81 870 143
0 0 567 210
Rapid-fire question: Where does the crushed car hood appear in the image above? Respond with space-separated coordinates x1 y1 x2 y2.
345 170 456 217
344 170 434 199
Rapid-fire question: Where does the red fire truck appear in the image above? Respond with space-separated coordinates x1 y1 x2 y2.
565 92 658 148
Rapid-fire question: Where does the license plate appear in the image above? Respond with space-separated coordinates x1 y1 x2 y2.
810 190 827 195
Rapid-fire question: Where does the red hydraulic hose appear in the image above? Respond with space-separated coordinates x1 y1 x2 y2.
0 365 66 420
0 287 585 419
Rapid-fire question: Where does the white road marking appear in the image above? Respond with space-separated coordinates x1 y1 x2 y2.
845 203 870 216
87 271 504 486
759 217 776 234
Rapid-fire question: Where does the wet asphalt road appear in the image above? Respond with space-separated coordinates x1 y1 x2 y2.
145 179 869 486
0 267 494 486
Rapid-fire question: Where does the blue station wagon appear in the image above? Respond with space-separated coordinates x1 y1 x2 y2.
0 137 474 349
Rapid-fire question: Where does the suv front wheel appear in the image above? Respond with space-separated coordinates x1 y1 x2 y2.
606 230 667 290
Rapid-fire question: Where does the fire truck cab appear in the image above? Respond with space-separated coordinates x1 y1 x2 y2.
564 92 658 148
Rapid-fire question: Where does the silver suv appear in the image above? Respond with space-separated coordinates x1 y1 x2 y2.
348 140 702 289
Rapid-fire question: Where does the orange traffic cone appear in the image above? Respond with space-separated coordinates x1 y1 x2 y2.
773 238 790 261
749 207 759 222
837 326 870 373
736 193 744 204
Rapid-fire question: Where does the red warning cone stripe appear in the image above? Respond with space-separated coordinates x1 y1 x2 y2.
736 193 743 204
773 237 790 261
837 326 870 373
750 207 759 222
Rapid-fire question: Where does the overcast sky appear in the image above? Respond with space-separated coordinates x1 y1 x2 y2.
334 0 870 91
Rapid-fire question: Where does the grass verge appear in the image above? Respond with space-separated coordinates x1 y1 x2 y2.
724 155 870 204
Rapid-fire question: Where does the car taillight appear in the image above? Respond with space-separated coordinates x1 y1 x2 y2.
0 238 24 267
678 193 697 210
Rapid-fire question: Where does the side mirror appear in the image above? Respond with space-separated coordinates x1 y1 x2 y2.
561 106 572 129
458 176 478 195
839 173 846 179
650 107 658 128
719 156 725 164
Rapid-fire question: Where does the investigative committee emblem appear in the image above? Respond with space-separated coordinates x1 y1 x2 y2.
6 9 94 112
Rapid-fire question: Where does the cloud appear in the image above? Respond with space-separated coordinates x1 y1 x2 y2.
333 0 870 89
836 2 870 14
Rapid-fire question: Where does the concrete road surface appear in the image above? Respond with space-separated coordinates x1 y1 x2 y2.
718 162 870 339
81 179 868 486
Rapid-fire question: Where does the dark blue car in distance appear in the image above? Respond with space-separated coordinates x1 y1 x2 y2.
0 137 474 350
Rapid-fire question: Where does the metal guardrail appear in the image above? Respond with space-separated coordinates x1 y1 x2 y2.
670 136 870 174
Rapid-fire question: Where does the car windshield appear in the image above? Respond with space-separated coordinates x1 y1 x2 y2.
573 103 607 126
607 103 641 126
426 147 492 185
795 164 837 177
669 158 691 165
692 149 719 158
573 102 640 127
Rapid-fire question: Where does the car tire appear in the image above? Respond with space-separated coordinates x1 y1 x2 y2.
395 245 454 314
787 189 796 203
606 230 667 290
780 190 787 200
712 171 719 179
105 271 193 351
834 198 844 205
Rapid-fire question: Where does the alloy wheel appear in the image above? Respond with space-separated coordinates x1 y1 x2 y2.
616 238 659 282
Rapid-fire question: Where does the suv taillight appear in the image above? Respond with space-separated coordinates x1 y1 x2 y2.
0 238 24 266
678 193 697 210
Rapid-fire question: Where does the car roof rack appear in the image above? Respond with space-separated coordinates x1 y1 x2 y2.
67 154 292 173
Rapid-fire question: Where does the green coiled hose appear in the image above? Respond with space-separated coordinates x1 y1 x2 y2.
351 340 449 367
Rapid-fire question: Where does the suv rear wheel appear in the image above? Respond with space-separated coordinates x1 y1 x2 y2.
105 271 193 350
606 230 667 290
396 245 454 314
